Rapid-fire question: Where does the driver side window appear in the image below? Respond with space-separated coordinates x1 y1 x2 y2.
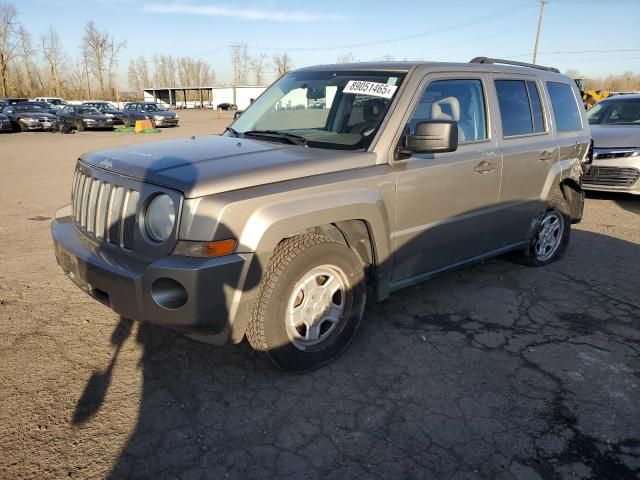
408 79 487 144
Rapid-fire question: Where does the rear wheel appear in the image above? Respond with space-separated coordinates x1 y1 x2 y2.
513 192 571 266
247 234 366 371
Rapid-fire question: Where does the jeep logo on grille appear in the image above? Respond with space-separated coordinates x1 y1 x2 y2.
98 159 113 169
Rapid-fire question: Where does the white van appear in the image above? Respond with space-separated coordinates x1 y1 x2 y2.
33 97 67 109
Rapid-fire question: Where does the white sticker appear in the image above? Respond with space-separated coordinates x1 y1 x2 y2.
343 80 398 99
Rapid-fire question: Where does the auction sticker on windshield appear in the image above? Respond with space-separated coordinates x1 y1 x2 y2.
343 80 398 99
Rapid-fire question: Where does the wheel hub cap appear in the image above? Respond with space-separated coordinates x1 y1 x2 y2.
286 265 347 350
534 211 564 261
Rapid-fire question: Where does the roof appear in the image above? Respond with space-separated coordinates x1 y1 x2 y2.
294 60 569 79
602 94 640 101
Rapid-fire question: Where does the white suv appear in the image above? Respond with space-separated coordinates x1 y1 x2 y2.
33 97 67 109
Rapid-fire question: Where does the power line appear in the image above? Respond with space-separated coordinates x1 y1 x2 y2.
241 1 537 52
507 49 640 59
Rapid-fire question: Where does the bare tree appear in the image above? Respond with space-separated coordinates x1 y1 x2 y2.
271 52 292 77
336 52 355 63
251 52 268 85
17 25 38 96
82 21 124 98
0 3 18 97
41 26 65 96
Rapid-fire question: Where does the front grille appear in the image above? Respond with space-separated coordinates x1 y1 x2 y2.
594 151 637 160
582 166 640 187
71 168 139 249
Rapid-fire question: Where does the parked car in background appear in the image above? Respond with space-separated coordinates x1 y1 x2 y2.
0 98 28 110
52 58 590 370
83 101 125 124
122 102 179 127
2 103 58 131
0 113 12 132
583 94 640 195
57 104 114 131
33 97 67 109
22 101 58 115
216 102 237 111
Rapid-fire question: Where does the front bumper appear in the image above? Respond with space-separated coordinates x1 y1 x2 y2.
51 210 254 343
21 120 56 131
154 117 179 127
582 152 640 195
83 121 114 129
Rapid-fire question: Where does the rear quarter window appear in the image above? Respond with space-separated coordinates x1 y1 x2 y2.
546 82 582 132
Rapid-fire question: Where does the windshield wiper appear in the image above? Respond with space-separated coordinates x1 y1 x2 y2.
242 129 307 146
225 126 240 137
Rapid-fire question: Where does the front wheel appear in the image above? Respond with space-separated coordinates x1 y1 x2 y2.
247 234 366 371
76 120 85 132
513 193 571 266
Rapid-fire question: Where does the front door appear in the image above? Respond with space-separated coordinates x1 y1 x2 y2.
391 76 503 286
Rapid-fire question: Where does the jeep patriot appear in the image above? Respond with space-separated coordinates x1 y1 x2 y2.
51 58 591 370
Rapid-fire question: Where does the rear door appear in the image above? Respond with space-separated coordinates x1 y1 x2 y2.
391 74 504 285
490 75 559 245
546 81 591 177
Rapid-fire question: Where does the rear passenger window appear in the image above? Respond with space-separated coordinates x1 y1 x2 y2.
546 82 582 132
408 79 487 143
526 81 545 133
495 80 546 136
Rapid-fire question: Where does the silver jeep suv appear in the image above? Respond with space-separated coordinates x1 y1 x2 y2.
52 58 591 370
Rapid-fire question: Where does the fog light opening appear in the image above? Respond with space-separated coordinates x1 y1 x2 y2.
151 278 188 310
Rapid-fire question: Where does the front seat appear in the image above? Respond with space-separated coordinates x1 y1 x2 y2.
431 96 465 141
349 99 387 135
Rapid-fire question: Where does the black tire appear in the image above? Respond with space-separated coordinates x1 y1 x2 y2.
19 120 28 132
123 118 131 128
247 234 366 371
513 190 571 266
76 120 85 132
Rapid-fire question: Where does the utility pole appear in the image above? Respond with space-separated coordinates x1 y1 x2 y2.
532 0 547 64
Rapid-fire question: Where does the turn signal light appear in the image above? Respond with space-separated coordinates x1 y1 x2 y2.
206 239 236 257
173 239 237 258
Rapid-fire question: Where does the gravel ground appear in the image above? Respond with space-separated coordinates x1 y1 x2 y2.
1 110 639 479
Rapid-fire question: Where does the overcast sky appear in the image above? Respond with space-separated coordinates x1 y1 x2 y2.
15 0 640 88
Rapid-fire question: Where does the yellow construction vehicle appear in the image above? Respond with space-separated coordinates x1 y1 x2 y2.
574 78 609 109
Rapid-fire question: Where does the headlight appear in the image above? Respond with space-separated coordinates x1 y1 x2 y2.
105 113 114 117
25 118 38 123
84 118 95 122
175 113 179 119
145 194 175 242
153 115 163 121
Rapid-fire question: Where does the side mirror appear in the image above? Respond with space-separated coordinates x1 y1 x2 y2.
400 120 458 155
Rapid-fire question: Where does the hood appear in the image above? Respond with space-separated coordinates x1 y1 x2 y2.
80 113 110 121
590 125 640 149
103 109 123 115
21 111 57 120
81 135 376 198
147 110 176 118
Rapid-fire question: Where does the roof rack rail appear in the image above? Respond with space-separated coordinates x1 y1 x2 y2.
469 57 560 74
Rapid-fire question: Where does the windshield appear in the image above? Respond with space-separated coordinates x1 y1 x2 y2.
78 107 101 115
143 104 167 111
15 104 44 112
230 70 406 150
48 99 65 106
587 99 640 125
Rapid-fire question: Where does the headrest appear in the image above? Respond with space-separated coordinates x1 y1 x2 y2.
431 96 460 121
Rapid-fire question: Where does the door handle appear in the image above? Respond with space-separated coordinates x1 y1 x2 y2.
474 161 497 173
539 151 555 162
